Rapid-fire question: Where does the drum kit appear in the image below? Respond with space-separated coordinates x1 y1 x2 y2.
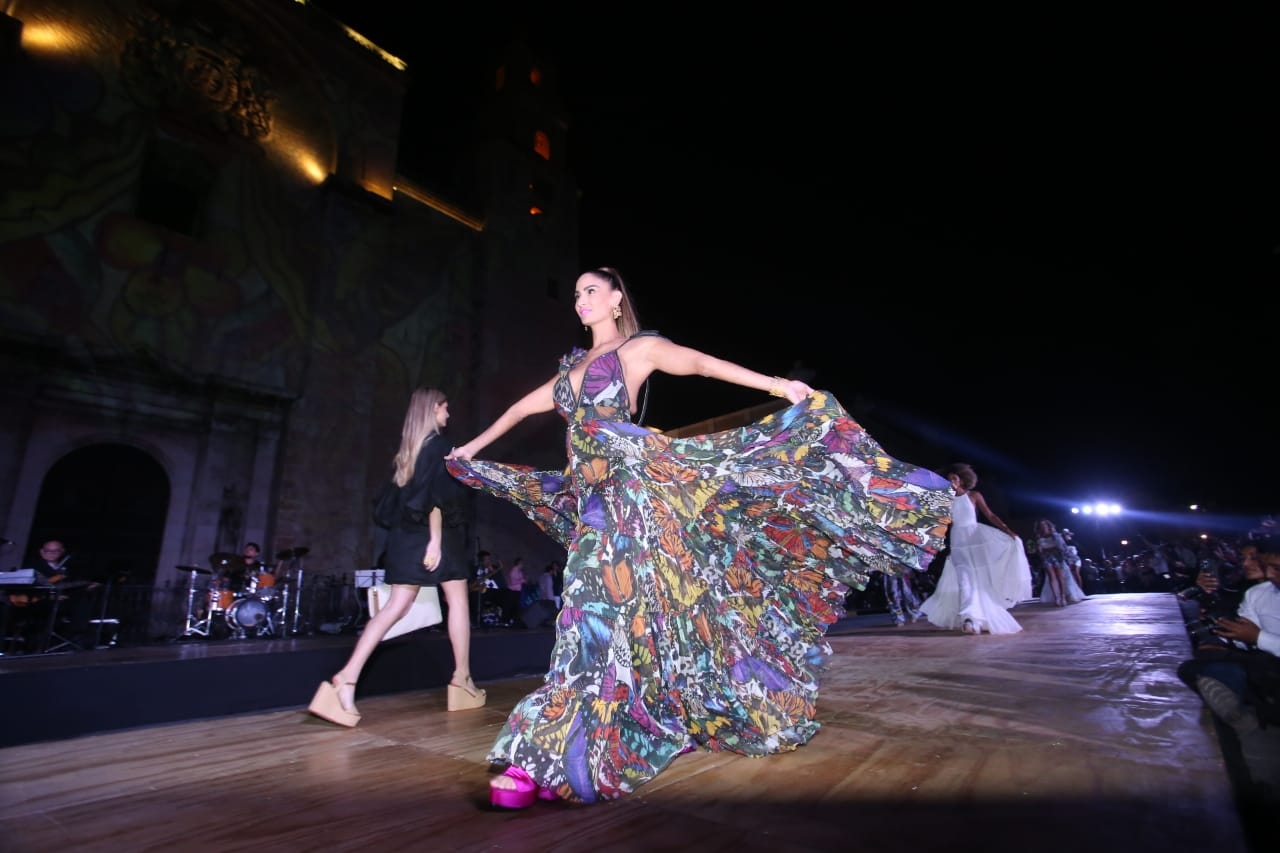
178 547 310 640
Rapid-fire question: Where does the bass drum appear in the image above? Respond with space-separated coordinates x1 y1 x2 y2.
226 597 272 632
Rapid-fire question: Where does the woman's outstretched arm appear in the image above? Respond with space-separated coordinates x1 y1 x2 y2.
633 337 813 403
449 375 558 461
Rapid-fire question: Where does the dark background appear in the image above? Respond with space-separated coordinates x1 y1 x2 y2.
313 3 1278 539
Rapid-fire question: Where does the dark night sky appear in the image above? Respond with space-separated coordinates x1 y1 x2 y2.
314 3 1278 535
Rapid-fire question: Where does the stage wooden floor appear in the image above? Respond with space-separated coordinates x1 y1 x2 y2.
0 594 1260 853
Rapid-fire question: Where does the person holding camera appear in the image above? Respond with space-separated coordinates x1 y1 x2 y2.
1178 541 1265 654
1176 536 1280 789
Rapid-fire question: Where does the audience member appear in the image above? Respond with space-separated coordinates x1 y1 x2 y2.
1177 540 1263 652
535 562 557 607
1080 558 1100 594
1176 536 1280 793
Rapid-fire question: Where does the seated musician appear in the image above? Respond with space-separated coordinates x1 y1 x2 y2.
469 550 503 626
212 541 267 597
4 539 71 606
7 540 100 651
471 550 498 591
239 541 267 592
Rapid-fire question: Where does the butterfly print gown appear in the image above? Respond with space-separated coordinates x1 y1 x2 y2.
447 335 953 802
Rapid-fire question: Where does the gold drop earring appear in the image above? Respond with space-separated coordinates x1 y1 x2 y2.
612 305 622 320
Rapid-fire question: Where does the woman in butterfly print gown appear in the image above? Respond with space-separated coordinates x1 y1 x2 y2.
446 267 954 807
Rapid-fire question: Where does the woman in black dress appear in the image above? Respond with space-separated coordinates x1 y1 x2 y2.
308 388 484 726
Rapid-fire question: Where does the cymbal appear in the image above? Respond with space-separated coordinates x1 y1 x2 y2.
277 547 310 560
176 564 212 574
208 552 239 566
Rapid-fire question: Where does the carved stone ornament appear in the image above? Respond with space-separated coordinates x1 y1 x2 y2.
120 1 273 141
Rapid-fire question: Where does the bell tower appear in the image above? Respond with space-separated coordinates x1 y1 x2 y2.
459 35 585 566
470 36 579 282
465 34 583 373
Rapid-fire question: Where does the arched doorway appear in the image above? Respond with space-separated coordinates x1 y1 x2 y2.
27 444 169 586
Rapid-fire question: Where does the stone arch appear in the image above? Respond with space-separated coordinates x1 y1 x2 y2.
27 443 170 587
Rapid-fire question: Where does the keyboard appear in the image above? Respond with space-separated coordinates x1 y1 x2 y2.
0 568 40 585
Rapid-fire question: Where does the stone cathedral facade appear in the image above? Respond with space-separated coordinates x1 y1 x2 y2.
0 0 581 638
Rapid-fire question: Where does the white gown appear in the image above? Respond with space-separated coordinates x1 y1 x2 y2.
921 492 1032 634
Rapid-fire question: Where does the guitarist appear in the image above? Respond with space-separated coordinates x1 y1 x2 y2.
19 540 99 650
7 539 72 607
4 541 68 650
470 549 500 593
36 540 73 580
469 550 503 627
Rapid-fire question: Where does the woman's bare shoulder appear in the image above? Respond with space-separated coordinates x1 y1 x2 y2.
618 331 674 361
626 330 670 348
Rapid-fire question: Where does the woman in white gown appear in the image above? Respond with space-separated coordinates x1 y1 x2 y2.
921 463 1032 635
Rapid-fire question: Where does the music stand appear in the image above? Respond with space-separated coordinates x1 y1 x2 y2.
353 569 383 629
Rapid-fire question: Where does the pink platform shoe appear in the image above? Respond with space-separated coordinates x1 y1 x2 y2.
489 766 557 809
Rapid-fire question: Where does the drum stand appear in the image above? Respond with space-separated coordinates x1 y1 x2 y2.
287 557 306 636
261 606 279 639
89 579 116 649
274 547 311 636
177 565 212 638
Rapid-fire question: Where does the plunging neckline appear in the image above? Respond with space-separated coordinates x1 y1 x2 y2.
565 342 628 407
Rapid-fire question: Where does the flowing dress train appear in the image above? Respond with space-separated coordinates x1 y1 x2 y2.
447 338 953 801
920 492 1031 634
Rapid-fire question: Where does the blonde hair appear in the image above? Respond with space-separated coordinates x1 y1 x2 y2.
392 387 446 486
587 267 641 338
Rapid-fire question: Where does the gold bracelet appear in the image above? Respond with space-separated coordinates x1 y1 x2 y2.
768 377 786 398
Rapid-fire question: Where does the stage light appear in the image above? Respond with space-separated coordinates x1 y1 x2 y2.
1071 502 1124 558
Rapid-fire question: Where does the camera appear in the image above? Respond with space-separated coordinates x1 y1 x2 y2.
1177 584 1211 602
1186 615 1228 646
